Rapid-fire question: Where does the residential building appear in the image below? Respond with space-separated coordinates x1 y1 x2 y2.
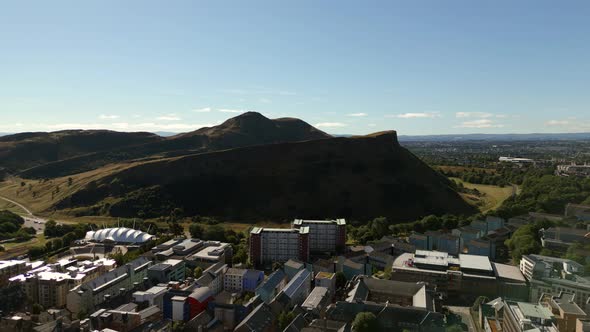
284 259 305 280
292 219 346 254
255 269 287 303
195 262 227 295
502 301 557 332
147 259 185 283
234 302 275 332
224 268 247 293
0 260 28 284
243 269 264 292
467 238 496 259
301 286 330 315
280 268 312 307
543 292 587 332
66 257 152 315
409 233 429 250
249 227 310 267
346 276 435 311
89 303 161 331
566 203 590 222
541 227 590 251
315 272 336 296
133 285 168 310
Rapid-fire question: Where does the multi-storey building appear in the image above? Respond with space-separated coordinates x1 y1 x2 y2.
249 227 309 267
292 219 346 254
0 260 28 285
147 259 185 283
520 255 590 308
224 268 247 293
66 257 152 315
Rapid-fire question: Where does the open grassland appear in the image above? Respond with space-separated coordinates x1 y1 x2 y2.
0 162 141 216
451 177 516 213
0 199 27 215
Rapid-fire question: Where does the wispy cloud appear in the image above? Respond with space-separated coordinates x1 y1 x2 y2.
387 112 440 119
193 107 212 113
546 119 571 126
99 114 119 120
315 122 348 128
156 114 181 121
456 119 504 128
455 112 510 118
347 113 368 117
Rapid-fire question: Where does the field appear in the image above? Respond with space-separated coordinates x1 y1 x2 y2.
451 177 516 213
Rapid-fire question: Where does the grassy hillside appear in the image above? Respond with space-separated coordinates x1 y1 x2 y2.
52 131 475 222
452 177 516 213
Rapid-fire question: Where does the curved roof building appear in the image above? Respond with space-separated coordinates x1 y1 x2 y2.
84 227 154 244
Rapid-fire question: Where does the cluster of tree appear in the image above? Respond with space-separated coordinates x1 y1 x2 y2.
0 210 34 241
563 243 590 275
442 168 509 187
188 223 249 265
504 219 554 262
44 220 91 239
496 174 590 219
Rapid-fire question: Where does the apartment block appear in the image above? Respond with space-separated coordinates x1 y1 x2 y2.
292 219 346 254
249 227 309 267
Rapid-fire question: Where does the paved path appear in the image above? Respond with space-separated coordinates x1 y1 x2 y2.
0 195 47 234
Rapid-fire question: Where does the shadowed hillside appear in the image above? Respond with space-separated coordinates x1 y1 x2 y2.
20 112 331 178
0 130 162 173
54 131 475 222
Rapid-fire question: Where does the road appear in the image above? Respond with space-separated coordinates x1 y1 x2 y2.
447 306 477 332
0 195 47 234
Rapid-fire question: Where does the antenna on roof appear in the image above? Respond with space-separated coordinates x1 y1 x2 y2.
146 224 152 234
133 219 136 230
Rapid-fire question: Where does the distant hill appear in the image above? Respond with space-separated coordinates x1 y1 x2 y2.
54 131 474 222
0 130 162 173
398 132 590 142
18 112 331 178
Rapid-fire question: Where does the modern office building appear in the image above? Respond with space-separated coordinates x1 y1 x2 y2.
249 227 310 267
292 219 346 254
147 259 185 283
520 255 590 307
392 250 528 300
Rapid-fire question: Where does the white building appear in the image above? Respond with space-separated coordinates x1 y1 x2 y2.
224 268 247 293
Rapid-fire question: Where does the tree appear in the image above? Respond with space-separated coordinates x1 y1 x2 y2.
185 267 194 278
194 266 203 279
32 303 44 315
67 177 73 186
203 225 226 241
352 312 379 332
335 271 347 289
278 311 297 330
168 222 184 236
189 223 204 239
171 321 185 332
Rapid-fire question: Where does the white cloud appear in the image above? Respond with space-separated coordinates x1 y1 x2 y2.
545 120 570 126
156 114 181 121
347 113 368 117
315 122 348 128
387 112 440 119
99 114 119 120
192 107 212 113
456 119 504 128
456 112 510 118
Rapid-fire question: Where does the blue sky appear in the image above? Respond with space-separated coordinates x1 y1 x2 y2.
1 1 589 135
